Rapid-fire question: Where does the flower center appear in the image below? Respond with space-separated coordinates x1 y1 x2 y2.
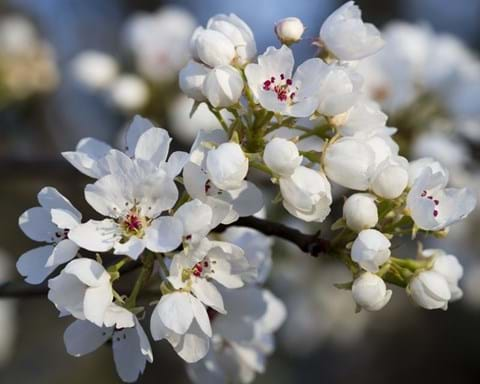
120 209 148 238
263 73 296 103
54 228 69 242
421 190 440 217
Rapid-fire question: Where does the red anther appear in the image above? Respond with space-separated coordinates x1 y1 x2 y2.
421 190 427 197
280 73 285 80
271 76 275 82
433 210 439 217
286 78 293 85
434 200 439 205
204 261 209 267
427 196 433 200
290 92 296 99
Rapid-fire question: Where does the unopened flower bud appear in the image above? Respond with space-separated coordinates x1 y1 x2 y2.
352 272 392 311
179 60 210 101
343 193 378 232
202 65 243 108
351 229 391 272
191 27 236 68
274 17 305 45
263 137 302 177
408 270 451 310
206 142 248 190
370 156 409 199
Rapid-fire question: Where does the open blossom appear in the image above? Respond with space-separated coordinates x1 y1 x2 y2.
17 187 81 284
184 130 263 225
245 45 324 117
406 164 476 231
351 229 391 272
352 272 392 311
188 287 286 384
64 315 152 383
263 137 302 178
174 199 214 244
69 152 183 260
343 193 378 232
319 1 384 61
48 259 113 326
279 166 332 222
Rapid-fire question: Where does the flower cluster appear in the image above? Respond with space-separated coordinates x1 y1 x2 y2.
17 3 476 383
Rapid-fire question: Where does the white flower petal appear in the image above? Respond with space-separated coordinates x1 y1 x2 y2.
19 207 57 242
189 295 212 337
191 279 225 314
50 208 81 230
45 239 79 268
64 320 112 357
158 292 194 335
68 219 118 253
144 217 183 252
83 284 113 326
113 237 145 260
17 245 56 285
166 151 190 178
135 127 171 165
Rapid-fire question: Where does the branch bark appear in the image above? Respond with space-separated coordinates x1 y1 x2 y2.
0 216 330 298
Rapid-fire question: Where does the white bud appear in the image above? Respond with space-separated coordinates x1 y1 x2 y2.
408 270 451 310
202 65 243 108
206 142 248 190
351 229 391 272
352 272 392 311
279 166 332 222
370 156 409 199
343 193 378 232
263 138 302 177
274 17 305 45
108 74 149 112
191 27 236 67
431 252 463 301
319 1 384 61
179 60 210 101
323 137 374 191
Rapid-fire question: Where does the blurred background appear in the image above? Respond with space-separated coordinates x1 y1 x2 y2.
0 0 480 383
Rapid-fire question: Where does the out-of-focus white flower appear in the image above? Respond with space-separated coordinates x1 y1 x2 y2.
0 15 37 55
370 156 409 199
65 316 152 383
323 136 375 190
351 229 391 272
179 60 210 101
315 64 363 116
17 187 81 284
408 270 451 310
319 1 384 61
124 6 196 83
279 166 332 222
407 166 476 231
352 272 392 311
206 142 249 190
48 259 113 326
108 74 149 112
343 193 378 232
275 17 305 45
70 50 119 91
206 13 257 65
263 137 302 177
203 65 243 107
245 45 324 117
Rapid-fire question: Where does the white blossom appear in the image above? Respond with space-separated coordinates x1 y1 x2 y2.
191 27 236 68
179 60 210 101
17 187 81 284
48 259 113 326
352 272 392 311
351 229 391 272
343 193 378 232
408 270 451 310
319 1 384 61
108 74 149 112
203 65 243 107
279 166 332 222
70 50 119 90
370 156 409 199
275 17 305 45
263 137 302 177
206 142 249 190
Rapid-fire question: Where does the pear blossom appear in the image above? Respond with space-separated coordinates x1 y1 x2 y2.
245 45 324 117
174 199 214 244
352 272 392 311
407 157 448 187
17 187 81 284
336 97 389 136
206 13 257 65
70 50 119 90
64 315 152 383
351 229 391 272
343 193 378 232
263 137 302 178
319 1 384 61
108 74 149 112
279 166 332 222
191 28 236 68
69 153 183 260
370 156 409 199
323 136 375 190
406 166 476 231
48 259 113 326
184 130 263 225
315 64 363 116
275 17 305 45
202 65 243 107
179 60 210 101
408 270 451 310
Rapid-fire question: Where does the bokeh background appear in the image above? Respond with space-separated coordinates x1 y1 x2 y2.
0 0 480 383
